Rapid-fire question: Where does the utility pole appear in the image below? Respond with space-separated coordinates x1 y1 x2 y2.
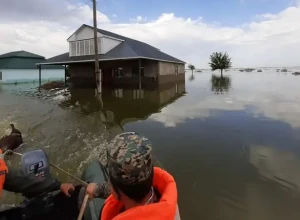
92 0 101 93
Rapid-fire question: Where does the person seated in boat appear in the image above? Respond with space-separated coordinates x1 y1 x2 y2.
0 149 74 199
86 132 180 220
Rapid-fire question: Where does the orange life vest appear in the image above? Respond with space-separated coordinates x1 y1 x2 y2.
100 167 178 220
0 150 8 196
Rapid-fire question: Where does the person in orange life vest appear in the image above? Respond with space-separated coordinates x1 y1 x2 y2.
0 150 8 196
0 149 74 198
86 132 181 220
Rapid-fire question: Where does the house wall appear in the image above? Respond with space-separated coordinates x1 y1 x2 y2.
68 26 102 41
68 63 94 78
158 61 185 84
0 69 64 84
159 62 175 75
101 37 122 54
159 61 185 75
67 60 183 87
143 60 158 78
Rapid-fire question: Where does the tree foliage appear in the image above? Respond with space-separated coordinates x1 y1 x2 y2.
209 52 232 76
188 64 195 72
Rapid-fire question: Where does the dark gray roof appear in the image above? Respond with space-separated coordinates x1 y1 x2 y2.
39 24 185 65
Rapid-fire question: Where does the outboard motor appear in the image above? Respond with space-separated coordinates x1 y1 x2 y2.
21 149 51 178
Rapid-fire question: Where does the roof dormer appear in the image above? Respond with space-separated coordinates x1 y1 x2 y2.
67 25 124 57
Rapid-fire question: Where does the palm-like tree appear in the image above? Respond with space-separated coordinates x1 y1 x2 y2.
209 52 232 77
188 64 196 75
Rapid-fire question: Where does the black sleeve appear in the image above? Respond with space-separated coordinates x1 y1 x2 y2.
3 165 61 198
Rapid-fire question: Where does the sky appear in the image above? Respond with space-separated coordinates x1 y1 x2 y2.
0 0 300 68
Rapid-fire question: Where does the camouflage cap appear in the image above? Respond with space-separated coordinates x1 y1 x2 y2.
107 132 153 185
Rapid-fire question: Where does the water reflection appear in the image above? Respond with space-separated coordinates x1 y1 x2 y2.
211 75 231 94
60 83 186 136
189 74 195 81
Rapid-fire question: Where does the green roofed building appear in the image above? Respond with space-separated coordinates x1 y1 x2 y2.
0 50 64 84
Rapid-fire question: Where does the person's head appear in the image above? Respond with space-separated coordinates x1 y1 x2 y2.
106 132 154 203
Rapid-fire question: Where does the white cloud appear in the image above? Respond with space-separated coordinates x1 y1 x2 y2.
0 2 300 67
113 14 118 18
130 15 147 23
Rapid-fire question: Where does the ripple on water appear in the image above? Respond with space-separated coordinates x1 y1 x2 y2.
0 89 109 204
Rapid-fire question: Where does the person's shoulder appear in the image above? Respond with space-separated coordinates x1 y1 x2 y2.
94 182 110 199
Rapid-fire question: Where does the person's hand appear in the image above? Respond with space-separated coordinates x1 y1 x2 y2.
86 183 97 198
60 183 75 197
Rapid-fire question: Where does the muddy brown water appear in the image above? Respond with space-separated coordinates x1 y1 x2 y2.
1 70 300 219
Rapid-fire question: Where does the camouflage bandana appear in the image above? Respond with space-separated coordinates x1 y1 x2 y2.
107 132 153 185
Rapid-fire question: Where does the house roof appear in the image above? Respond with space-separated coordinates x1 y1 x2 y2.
0 50 45 59
0 50 63 69
38 24 185 65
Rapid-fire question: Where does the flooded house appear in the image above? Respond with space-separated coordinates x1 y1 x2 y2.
37 24 185 88
0 51 64 84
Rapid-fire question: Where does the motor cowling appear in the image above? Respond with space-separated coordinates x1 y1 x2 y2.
21 150 51 178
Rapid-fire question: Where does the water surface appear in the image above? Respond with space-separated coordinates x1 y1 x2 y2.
1 70 300 219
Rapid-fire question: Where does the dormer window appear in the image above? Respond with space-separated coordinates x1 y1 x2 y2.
68 25 124 57
70 39 97 56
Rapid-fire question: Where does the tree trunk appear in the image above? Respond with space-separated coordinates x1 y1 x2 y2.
221 69 223 78
192 70 194 76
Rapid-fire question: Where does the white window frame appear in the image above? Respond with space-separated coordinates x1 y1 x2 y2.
84 40 90 55
76 42 80 56
70 38 102 56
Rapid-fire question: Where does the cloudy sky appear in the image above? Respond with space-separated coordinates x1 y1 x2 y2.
1 0 300 68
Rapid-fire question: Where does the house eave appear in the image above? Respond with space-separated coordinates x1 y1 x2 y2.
36 57 186 66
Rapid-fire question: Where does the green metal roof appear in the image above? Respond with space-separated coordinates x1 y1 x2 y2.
0 51 63 69
0 50 44 59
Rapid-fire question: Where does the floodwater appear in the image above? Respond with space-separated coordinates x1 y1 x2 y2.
1 69 300 219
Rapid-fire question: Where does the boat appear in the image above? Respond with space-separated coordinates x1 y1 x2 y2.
0 158 107 220
81 160 108 220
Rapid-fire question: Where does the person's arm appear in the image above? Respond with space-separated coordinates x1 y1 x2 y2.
86 182 110 199
4 166 74 198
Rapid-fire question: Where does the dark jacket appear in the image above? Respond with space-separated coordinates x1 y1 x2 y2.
4 165 61 198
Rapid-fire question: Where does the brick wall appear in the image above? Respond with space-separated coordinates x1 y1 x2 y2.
158 61 185 84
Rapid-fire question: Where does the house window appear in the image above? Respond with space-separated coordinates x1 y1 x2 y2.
76 42 80 55
90 40 95 55
113 68 123 78
79 41 84 56
97 38 101 54
70 38 101 56
84 40 90 55
71 42 76 56
0 71 2 81
175 66 178 75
